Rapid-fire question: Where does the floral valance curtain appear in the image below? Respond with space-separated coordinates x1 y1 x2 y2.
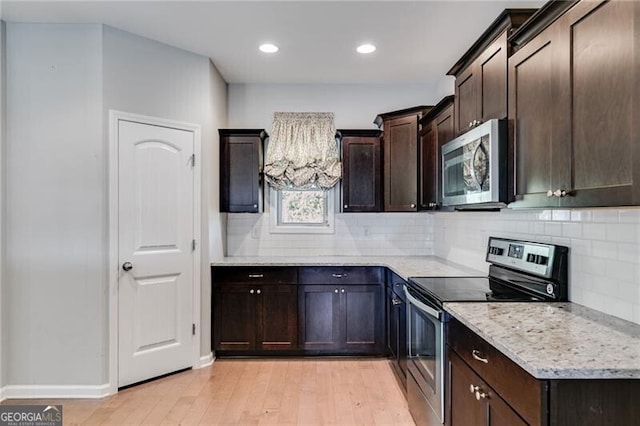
264 112 342 190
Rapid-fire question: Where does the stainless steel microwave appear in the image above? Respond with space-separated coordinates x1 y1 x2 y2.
441 119 508 208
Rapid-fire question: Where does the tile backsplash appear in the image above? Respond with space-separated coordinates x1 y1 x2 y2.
433 208 640 324
225 208 640 324
226 212 434 257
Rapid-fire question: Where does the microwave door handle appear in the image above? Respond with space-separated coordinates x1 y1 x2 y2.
403 286 441 320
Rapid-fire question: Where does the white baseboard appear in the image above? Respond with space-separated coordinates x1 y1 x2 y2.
198 352 214 368
1 383 111 400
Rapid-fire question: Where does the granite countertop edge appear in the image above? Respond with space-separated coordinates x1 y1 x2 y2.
444 302 640 380
210 255 485 281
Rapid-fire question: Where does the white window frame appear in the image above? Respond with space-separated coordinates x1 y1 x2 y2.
269 186 335 234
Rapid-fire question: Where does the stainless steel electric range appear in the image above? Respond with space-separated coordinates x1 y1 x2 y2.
404 237 569 425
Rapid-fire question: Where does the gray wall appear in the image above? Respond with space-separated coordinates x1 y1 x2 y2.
5 23 104 386
3 22 226 390
228 83 440 130
102 25 227 362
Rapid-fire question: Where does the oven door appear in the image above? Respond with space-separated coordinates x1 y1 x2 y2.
404 285 444 424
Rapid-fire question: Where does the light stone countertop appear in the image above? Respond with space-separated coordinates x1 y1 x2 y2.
444 302 640 380
210 255 485 281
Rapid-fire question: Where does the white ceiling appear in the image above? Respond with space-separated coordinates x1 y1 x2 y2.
1 0 546 85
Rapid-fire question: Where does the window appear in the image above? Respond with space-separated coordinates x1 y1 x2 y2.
270 187 335 234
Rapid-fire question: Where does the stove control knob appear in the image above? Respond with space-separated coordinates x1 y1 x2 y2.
546 284 554 295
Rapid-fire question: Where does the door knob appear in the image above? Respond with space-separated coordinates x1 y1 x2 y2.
122 262 133 271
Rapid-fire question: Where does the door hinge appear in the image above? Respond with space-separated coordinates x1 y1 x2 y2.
192 323 196 336
192 239 196 251
190 154 195 167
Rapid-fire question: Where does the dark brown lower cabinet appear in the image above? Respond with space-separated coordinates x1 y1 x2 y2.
447 318 640 426
214 284 297 353
299 284 383 354
448 349 526 426
386 274 407 388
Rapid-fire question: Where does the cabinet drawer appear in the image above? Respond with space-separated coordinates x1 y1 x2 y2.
212 266 297 285
447 318 545 425
298 266 384 285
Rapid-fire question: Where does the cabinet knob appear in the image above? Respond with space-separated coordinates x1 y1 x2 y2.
469 384 479 394
410 203 416 208
253 204 258 208
469 121 473 128
334 289 339 294
344 204 348 209
122 261 133 272
547 189 570 198
475 391 488 400
249 289 254 294
256 289 261 295
341 288 345 293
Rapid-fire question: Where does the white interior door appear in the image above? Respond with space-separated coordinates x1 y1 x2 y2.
117 119 195 388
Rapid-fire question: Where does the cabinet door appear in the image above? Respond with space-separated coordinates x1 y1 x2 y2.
387 285 407 385
419 124 437 210
455 65 479 135
478 32 508 123
448 350 526 426
213 284 255 351
342 133 382 212
343 284 383 353
298 285 341 351
556 0 640 207
508 22 562 208
449 349 486 426
420 103 455 210
219 131 263 213
384 115 418 211
255 285 297 351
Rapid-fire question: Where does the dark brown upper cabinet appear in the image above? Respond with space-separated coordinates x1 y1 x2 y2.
339 129 383 212
447 9 537 136
509 0 640 208
418 96 455 211
219 129 267 213
375 106 432 212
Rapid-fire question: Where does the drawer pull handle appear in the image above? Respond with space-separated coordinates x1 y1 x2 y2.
248 274 264 278
332 273 345 278
472 350 488 364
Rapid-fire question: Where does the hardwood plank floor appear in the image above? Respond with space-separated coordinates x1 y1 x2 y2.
1 358 415 426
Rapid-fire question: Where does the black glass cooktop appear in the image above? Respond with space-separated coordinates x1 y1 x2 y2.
407 276 544 307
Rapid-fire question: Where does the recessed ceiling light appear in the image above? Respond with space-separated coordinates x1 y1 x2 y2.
357 44 376 54
259 43 279 53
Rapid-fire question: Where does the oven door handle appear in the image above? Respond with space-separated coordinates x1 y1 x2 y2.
403 285 442 320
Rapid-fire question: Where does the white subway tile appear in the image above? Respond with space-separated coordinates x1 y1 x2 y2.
571 210 592 222
544 222 563 236
606 224 638 243
552 210 571 221
592 241 618 260
592 209 620 223
562 222 582 238
582 223 607 240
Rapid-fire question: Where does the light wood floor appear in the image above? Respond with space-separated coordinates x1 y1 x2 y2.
2 358 415 425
